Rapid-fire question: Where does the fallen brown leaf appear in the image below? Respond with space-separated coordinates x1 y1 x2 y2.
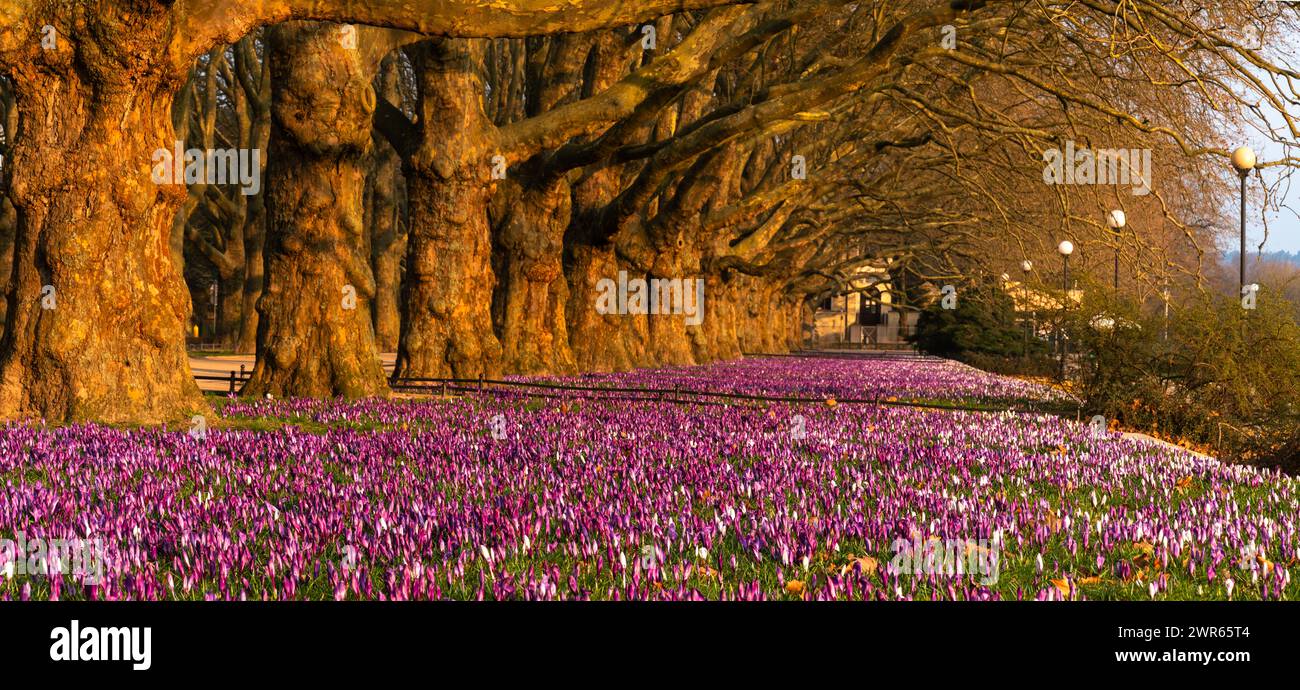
1044 509 1063 533
840 555 879 577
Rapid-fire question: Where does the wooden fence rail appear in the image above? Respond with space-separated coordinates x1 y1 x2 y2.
194 366 1080 416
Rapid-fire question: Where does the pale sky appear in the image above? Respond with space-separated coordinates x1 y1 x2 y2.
1232 19 1299 255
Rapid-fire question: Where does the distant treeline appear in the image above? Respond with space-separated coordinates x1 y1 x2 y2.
1222 250 1300 267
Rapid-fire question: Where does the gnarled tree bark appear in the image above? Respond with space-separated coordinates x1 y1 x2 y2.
0 4 203 423
393 39 503 380
493 170 576 374
368 54 407 353
243 21 387 398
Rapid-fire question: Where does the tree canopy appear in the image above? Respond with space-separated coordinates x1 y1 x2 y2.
0 1 1296 422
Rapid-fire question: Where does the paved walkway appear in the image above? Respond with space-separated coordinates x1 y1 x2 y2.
190 353 397 392
1121 431 1215 461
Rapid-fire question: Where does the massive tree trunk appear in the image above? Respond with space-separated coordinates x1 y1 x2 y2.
369 55 407 353
235 34 272 355
0 84 14 328
565 243 653 372
744 284 800 354
691 270 743 363
784 295 802 352
236 191 266 354
735 275 778 354
369 162 405 353
565 197 625 371
215 269 246 349
243 22 387 399
644 236 703 368
484 33 592 377
0 197 14 328
0 9 203 423
618 198 711 369
394 39 502 380
493 172 576 375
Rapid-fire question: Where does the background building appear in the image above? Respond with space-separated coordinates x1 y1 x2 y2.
807 265 918 348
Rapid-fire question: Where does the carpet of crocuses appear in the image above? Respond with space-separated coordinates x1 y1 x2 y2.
0 354 1295 601
534 353 1074 406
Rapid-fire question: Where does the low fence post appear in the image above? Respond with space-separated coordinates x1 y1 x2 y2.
228 370 237 395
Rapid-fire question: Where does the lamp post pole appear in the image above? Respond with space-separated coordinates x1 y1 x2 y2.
1106 210 1125 292
1231 147 1256 296
1061 255 1068 380
1162 279 1170 342
208 281 218 342
1020 260 1033 359
1239 174 1247 293
1057 241 1074 382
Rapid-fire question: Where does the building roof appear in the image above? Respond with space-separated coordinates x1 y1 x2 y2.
1002 279 1081 311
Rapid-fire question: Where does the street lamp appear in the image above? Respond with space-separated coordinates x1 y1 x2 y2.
1057 240 1074 381
1231 146 1256 296
1161 278 1170 342
1106 209 1125 291
208 281 219 342
1021 260 1034 358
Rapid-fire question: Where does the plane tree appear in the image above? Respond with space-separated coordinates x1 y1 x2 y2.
0 0 749 422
